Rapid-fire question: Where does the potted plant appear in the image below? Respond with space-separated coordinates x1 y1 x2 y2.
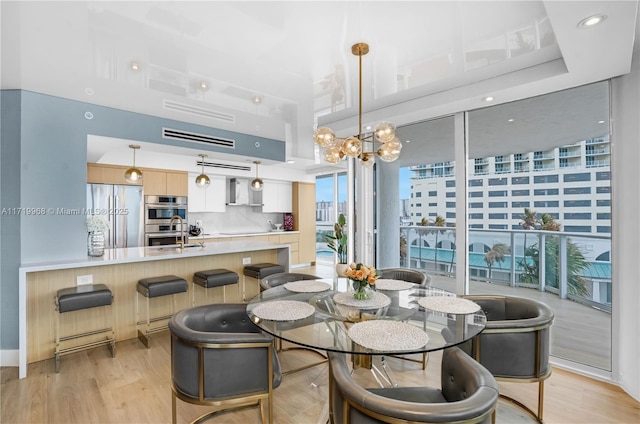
326 213 348 276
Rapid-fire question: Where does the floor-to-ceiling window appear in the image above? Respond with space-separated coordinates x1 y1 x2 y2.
467 81 612 370
376 81 612 372
315 172 347 264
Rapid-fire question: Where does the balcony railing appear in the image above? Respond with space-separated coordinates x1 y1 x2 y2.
399 226 611 312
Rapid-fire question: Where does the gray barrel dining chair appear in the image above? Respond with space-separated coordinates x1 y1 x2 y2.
260 272 322 291
463 295 554 423
328 346 499 423
168 303 282 424
377 267 430 288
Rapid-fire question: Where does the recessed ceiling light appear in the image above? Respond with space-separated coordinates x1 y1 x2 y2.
578 14 607 28
482 96 494 102
286 160 295 164
507 118 515 122
598 120 606 124
129 61 141 71
199 81 209 90
253 95 262 104
365 125 372 131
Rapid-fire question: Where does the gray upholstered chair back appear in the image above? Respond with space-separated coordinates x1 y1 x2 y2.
168 303 282 423
260 272 322 290
328 347 498 423
464 295 553 378
463 295 554 421
377 268 430 288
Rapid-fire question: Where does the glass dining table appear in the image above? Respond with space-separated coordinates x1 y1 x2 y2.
246 277 486 369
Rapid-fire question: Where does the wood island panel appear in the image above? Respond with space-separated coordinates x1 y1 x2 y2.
25 249 279 363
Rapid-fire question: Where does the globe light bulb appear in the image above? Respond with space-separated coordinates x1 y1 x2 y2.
314 127 336 147
195 173 210 188
377 138 402 162
324 145 344 164
124 168 142 183
342 136 362 158
374 121 396 143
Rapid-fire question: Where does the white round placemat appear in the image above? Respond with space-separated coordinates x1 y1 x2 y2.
252 300 315 321
333 291 391 308
348 320 429 351
375 279 415 291
284 280 331 293
417 296 481 314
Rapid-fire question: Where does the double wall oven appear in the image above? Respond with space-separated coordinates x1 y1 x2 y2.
144 195 188 246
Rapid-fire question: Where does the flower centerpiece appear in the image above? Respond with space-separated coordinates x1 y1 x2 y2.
344 262 379 300
86 215 110 257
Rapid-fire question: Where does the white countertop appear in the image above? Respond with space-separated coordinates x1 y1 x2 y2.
20 239 290 273
198 230 298 237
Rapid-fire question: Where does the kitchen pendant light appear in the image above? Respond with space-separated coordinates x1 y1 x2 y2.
124 145 143 183
251 160 263 191
195 153 210 188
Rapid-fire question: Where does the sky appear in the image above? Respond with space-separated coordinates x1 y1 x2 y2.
315 167 412 202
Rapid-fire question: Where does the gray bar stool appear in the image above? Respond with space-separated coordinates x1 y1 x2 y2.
192 269 239 305
242 263 284 301
136 275 188 348
54 283 115 373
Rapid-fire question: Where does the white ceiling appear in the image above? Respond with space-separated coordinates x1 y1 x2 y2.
1 1 637 172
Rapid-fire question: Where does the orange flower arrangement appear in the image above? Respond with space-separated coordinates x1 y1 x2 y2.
344 263 378 300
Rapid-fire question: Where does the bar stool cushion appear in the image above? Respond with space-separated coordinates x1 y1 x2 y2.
56 284 112 313
243 263 284 279
194 269 239 288
137 275 188 298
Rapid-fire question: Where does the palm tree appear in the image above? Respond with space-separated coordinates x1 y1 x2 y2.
540 213 561 231
399 233 407 266
520 213 588 295
519 208 538 263
416 217 429 269
428 216 447 272
484 243 510 281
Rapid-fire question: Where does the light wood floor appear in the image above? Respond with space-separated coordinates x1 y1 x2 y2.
1 331 638 424
2 263 638 423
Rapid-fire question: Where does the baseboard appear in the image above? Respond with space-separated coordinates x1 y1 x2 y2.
0 349 19 367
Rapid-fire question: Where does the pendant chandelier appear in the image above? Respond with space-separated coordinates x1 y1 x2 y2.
124 144 143 183
195 153 210 188
251 160 264 191
314 42 402 167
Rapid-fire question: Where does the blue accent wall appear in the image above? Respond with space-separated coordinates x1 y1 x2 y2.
0 89 285 350
1 90 22 349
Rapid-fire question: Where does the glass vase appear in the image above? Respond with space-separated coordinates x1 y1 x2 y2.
87 231 105 257
350 280 372 300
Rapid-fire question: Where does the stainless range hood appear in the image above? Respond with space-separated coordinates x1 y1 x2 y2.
226 178 262 206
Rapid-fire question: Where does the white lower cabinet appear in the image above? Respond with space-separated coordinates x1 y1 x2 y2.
188 174 226 212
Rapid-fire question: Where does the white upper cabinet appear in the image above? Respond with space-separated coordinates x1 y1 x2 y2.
188 174 226 212
262 180 292 213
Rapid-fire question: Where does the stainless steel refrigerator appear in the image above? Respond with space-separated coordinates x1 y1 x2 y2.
86 184 144 248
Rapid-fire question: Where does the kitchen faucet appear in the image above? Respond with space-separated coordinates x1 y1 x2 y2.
169 215 185 249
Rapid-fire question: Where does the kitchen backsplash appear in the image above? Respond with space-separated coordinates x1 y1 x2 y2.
189 208 284 235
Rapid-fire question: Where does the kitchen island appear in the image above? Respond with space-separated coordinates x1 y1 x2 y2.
18 240 290 378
